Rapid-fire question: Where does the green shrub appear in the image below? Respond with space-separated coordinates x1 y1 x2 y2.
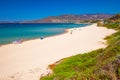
97 22 103 26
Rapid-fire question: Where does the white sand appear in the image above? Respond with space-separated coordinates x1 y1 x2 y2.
0 24 116 80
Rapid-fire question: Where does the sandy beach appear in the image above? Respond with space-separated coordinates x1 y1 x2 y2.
0 24 116 80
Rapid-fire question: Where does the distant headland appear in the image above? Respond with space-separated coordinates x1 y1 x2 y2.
0 14 114 24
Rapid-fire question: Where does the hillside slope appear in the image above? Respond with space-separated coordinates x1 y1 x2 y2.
22 14 113 23
40 14 120 80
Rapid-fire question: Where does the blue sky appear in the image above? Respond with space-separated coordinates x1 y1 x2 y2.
0 0 120 21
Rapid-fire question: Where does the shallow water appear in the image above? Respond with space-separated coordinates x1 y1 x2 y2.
0 23 88 44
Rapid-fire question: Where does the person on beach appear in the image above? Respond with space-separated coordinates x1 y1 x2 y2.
70 30 73 34
40 36 44 40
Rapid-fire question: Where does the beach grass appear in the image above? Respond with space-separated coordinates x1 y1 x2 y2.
40 31 120 80
40 38 120 80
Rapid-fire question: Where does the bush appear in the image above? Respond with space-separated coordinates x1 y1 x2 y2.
97 22 103 26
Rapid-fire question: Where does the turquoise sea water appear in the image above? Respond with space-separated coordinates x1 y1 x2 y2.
0 23 89 45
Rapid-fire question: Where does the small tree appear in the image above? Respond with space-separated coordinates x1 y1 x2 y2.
97 22 103 26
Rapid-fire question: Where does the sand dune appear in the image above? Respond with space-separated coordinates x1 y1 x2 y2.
0 24 116 80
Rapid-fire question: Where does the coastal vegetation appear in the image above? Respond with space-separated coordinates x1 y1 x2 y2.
98 14 120 29
103 14 120 30
40 14 120 80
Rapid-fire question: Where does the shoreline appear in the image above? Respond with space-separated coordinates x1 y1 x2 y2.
0 24 89 47
0 24 116 80
0 29 69 47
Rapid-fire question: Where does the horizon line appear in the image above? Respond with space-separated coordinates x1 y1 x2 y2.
0 13 118 22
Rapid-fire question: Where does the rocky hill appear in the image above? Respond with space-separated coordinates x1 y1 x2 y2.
22 14 113 23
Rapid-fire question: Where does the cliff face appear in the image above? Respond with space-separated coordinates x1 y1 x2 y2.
22 14 113 23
